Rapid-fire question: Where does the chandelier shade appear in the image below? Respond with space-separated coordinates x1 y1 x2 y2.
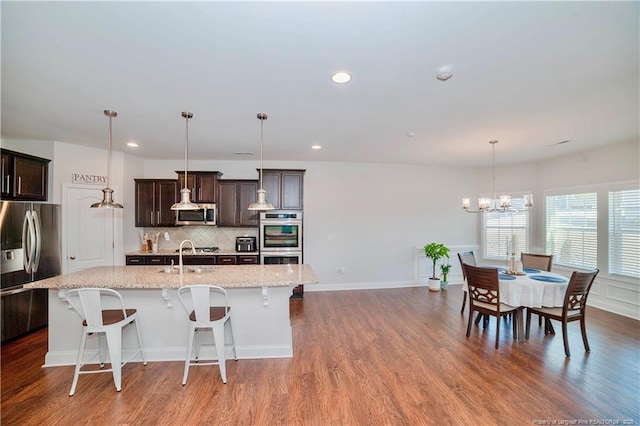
171 112 200 211
90 110 124 209
462 140 533 214
248 112 275 211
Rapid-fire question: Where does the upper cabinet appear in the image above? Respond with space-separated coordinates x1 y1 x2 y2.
135 179 178 227
261 169 305 210
176 171 222 203
1 149 50 201
216 180 259 227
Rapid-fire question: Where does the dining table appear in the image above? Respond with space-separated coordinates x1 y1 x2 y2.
463 266 570 342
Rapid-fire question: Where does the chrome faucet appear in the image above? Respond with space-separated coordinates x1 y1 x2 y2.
178 239 196 274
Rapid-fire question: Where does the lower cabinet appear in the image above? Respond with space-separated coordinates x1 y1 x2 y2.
125 255 257 266
238 255 259 264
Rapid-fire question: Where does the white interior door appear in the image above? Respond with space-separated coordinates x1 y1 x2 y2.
63 185 114 273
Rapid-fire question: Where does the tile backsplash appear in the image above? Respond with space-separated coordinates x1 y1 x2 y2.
141 227 258 252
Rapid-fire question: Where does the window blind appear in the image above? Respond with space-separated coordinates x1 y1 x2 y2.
609 189 640 279
483 197 530 259
546 192 597 268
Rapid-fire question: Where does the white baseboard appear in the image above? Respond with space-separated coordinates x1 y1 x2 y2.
43 345 293 367
306 280 422 292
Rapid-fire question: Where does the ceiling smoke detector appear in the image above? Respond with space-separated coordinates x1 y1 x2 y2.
436 65 453 81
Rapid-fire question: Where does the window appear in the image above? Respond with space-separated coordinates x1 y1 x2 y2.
546 192 597 268
483 197 530 259
609 189 640 279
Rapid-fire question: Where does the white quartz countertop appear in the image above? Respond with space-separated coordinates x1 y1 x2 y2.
24 265 318 289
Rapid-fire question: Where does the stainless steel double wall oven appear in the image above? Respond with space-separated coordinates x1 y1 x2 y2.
259 211 302 265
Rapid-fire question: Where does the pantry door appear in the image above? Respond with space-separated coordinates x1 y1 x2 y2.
62 184 116 274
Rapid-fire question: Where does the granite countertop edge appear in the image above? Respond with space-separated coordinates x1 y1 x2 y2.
24 265 319 290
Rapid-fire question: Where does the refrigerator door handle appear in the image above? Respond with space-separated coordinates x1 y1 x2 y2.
31 210 41 273
22 210 32 273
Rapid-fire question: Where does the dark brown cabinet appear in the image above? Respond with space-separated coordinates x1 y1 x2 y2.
216 180 259 227
134 179 178 227
217 255 238 265
1 149 50 201
176 171 222 203
126 255 251 265
261 169 305 210
238 255 259 264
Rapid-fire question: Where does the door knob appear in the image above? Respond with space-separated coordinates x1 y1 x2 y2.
69 256 76 260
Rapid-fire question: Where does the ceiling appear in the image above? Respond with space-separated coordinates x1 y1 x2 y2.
1 1 638 167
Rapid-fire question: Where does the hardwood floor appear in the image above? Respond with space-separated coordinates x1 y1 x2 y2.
2 285 639 425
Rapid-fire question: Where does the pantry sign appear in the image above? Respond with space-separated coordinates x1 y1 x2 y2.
72 173 107 185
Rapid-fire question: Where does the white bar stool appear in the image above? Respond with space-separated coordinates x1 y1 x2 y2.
177 285 237 385
65 288 146 396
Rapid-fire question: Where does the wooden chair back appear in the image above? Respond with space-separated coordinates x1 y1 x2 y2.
458 251 476 280
463 264 499 306
563 269 599 317
521 253 553 271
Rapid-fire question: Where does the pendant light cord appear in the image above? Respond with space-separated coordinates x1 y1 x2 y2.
257 112 268 190
260 116 264 190
490 140 497 206
182 112 193 189
107 114 113 189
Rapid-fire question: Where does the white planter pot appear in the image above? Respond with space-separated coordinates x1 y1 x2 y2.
428 278 441 292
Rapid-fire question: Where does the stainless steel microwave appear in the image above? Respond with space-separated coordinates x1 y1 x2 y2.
175 204 216 226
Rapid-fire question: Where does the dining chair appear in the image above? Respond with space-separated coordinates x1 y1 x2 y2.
521 253 554 329
177 285 237 385
521 253 553 272
525 268 599 357
65 288 147 396
457 251 476 314
463 264 519 349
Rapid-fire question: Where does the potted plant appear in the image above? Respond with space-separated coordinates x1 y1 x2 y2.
440 263 452 290
424 243 450 292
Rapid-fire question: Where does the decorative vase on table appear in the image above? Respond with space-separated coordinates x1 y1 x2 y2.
440 280 448 291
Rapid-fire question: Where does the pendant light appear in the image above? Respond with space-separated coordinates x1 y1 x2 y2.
248 112 275 211
462 140 533 213
171 111 200 211
91 110 123 209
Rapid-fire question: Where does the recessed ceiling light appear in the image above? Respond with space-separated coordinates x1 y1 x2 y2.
331 71 352 84
311 145 322 150
233 151 255 155
406 132 416 138
126 142 139 148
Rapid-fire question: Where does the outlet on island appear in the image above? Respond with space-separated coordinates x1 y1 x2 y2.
339 266 346 274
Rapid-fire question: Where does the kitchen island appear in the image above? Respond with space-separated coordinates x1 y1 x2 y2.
25 264 318 366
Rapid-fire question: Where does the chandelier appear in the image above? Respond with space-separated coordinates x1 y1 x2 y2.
462 140 533 213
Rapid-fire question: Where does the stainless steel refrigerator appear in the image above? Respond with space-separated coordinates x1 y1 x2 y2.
1 201 61 342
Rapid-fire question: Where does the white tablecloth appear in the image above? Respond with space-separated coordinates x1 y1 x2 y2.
463 269 569 308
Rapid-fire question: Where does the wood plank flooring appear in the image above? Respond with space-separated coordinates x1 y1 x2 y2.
2 285 639 425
